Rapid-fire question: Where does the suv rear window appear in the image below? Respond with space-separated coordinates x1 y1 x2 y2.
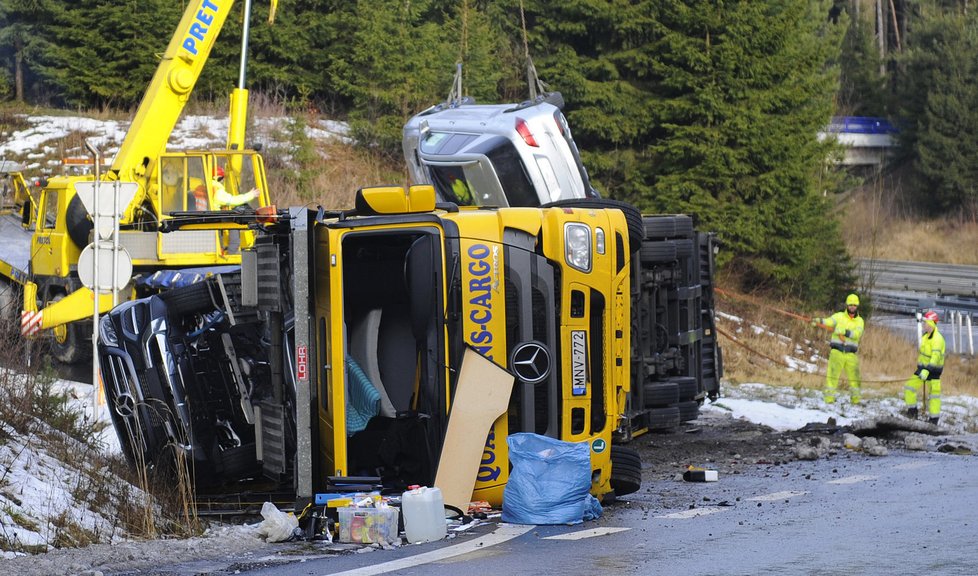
481 139 538 207
421 133 479 155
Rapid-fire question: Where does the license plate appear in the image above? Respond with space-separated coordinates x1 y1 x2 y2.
571 330 587 395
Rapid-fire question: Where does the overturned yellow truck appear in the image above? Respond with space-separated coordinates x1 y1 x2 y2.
97 185 721 506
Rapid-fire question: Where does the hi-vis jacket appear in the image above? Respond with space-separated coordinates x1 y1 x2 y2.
917 327 946 374
823 310 864 354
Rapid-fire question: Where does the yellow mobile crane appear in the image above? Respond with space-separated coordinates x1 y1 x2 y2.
3 0 277 363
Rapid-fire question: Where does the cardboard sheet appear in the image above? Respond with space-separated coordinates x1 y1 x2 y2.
434 347 515 510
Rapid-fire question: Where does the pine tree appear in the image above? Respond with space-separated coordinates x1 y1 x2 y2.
0 0 61 103
905 10 978 215
328 0 453 154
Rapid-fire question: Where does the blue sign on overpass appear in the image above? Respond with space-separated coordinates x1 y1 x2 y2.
826 116 898 135
819 116 898 166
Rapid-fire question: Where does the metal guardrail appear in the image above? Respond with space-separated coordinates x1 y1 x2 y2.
860 259 978 326
858 259 978 298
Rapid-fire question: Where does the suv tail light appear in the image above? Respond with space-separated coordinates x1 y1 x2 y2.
515 118 539 147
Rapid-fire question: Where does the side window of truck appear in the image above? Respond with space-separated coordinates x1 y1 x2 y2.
43 191 58 229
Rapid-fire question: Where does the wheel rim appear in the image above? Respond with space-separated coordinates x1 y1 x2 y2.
54 322 68 344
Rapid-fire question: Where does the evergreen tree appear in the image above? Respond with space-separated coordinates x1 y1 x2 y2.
902 10 978 215
525 0 851 303
837 12 886 116
329 0 450 154
30 0 183 108
657 0 849 303
0 0 60 103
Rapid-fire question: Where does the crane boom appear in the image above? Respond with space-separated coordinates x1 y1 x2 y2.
110 0 236 181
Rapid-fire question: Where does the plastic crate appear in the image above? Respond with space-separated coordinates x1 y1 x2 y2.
337 507 400 544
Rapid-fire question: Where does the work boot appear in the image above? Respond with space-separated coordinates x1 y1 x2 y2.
905 407 919 419
928 416 940 425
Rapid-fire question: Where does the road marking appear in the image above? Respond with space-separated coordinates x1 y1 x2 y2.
322 524 533 576
828 474 878 485
656 507 727 519
544 527 631 540
747 490 808 502
892 461 936 470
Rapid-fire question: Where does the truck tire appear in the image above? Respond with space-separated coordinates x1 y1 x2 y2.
677 400 700 422
669 376 699 401
66 194 93 250
643 216 677 239
541 198 644 254
648 406 681 431
642 382 679 407
158 280 215 317
610 445 642 497
639 241 677 264
48 294 92 364
673 215 695 238
674 238 694 258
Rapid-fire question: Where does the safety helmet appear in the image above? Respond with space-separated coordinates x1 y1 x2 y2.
215 166 225 179
923 310 939 323
846 293 859 306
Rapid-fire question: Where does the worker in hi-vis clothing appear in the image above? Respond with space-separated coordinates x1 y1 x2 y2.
212 166 258 208
904 310 945 424
811 293 864 404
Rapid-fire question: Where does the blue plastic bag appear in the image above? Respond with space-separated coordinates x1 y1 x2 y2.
501 433 599 525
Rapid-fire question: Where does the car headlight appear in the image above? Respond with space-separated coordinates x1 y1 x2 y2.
99 315 118 347
564 222 592 272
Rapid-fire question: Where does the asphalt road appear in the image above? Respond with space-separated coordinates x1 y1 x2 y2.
170 444 976 576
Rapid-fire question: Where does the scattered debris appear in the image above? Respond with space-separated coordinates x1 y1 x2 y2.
793 436 832 460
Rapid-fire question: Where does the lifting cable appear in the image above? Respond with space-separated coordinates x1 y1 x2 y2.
518 0 549 100
713 288 908 385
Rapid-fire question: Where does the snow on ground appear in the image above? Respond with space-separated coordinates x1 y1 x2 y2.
0 113 351 172
706 381 978 433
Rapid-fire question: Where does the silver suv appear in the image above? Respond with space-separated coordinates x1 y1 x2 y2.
403 93 599 207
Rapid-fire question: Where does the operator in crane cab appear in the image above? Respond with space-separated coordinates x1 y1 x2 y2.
212 166 259 209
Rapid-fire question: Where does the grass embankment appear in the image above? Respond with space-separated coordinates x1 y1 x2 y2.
0 333 202 553
719 168 977 399
840 171 978 266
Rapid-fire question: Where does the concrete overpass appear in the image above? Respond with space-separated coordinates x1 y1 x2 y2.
818 116 897 166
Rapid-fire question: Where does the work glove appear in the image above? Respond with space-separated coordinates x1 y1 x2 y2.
919 369 930 382
844 330 852 338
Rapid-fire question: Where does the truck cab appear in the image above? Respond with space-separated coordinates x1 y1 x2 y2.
403 93 600 207
97 186 722 509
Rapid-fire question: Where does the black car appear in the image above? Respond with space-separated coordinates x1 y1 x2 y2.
98 274 295 486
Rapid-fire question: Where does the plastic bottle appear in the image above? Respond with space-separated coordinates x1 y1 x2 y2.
401 485 446 543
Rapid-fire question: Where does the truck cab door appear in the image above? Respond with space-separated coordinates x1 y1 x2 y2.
31 186 72 278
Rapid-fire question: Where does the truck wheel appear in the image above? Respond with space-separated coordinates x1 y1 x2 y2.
674 215 695 238
674 238 694 258
677 400 700 422
158 280 215 316
642 382 679 407
648 406 681 431
643 216 677 239
610 445 642 496
48 295 92 364
639 241 677 263
669 376 699 401
541 198 644 254
66 194 93 250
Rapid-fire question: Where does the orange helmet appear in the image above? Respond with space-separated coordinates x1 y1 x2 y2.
215 166 225 178
923 310 939 323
